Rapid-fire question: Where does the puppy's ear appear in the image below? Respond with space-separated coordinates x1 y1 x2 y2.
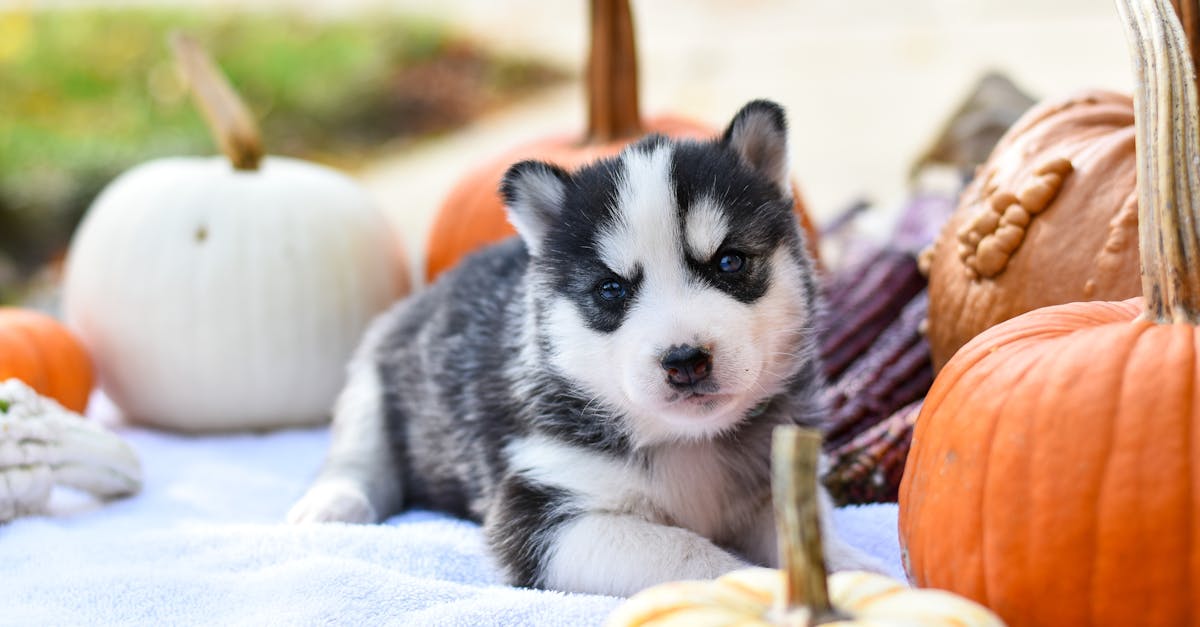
500 160 570 257
722 100 791 197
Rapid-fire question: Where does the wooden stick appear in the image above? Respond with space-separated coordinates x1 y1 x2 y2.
169 32 264 171
772 426 841 623
1117 0 1200 323
586 0 643 143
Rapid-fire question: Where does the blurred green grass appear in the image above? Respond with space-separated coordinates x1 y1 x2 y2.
0 8 563 302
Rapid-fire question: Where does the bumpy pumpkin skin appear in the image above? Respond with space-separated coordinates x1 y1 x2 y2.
900 297 1198 626
0 308 94 413
423 115 820 282
925 90 1141 370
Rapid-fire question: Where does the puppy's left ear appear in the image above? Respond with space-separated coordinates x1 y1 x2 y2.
722 100 791 197
500 160 571 257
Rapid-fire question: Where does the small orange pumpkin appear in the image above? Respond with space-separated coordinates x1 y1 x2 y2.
923 88 1142 369
423 0 818 282
900 1 1200 624
0 308 94 413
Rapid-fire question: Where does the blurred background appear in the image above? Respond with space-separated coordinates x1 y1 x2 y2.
0 0 1134 305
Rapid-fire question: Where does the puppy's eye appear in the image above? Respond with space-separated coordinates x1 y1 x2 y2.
597 279 628 301
717 252 746 273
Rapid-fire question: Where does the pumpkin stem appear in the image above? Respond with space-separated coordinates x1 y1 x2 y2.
772 426 841 624
1120 0 1200 323
1170 1 1200 96
169 32 264 171
585 0 643 143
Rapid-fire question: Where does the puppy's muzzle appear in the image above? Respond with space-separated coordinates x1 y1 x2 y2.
661 345 712 388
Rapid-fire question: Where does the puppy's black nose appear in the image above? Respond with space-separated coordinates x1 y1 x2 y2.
661 345 712 387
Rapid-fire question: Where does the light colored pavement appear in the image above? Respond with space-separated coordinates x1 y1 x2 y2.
17 0 1137 283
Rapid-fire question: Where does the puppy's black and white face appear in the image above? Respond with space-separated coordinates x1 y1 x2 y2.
502 101 817 446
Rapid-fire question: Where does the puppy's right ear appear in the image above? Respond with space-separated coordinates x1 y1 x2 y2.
722 100 791 198
500 160 570 257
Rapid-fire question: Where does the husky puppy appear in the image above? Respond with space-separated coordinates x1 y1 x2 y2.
288 100 878 596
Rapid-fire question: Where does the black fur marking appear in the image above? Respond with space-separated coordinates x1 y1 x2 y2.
485 476 578 588
528 379 633 454
534 154 645 335
672 139 798 304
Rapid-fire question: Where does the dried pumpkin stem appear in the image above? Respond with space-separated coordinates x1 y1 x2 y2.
772 426 840 624
1119 0 1200 323
169 32 264 171
1170 1 1200 96
586 0 643 143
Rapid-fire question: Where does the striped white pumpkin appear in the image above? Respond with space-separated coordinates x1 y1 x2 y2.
63 156 407 432
607 568 1005 627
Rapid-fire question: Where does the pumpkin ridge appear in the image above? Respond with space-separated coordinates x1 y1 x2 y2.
1071 319 1148 624
716 576 776 605
25 312 92 411
900 321 999 562
979 334 1059 617
1078 322 1142 626
905 332 1013 588
4 324 49 392
900 298 1022 505
0 325 41 390
13 315 61 400
1183 327 1195 627
1088 320 1155 624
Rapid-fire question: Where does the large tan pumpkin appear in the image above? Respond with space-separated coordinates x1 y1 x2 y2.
424 0 818 282
900 1 1200 624
923 89 1142 369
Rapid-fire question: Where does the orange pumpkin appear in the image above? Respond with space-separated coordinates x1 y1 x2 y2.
0 308 94 413
900 1 1200 624
424 0 818 282
923 89 1142 370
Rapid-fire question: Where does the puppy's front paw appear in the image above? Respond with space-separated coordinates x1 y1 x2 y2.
823 535 891 575
287 478 377 524
679 537 751 580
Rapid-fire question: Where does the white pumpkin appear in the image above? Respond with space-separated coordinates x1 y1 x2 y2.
63 156 405 432
60 34 408 432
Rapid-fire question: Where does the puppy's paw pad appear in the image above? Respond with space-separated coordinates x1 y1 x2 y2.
287 480 377 524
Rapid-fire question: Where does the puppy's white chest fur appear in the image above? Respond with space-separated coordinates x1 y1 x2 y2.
506 435 762 543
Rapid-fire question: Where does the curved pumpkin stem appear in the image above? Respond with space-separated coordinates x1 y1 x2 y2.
1170 1 1200 96
585 0 643 143
169 32 264 171
1119 0 1200 323
772 426 842 624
